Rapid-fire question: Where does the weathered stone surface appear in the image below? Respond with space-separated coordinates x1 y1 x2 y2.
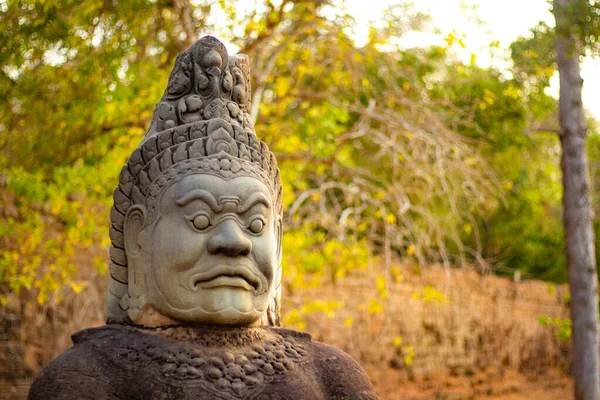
28 325 377 399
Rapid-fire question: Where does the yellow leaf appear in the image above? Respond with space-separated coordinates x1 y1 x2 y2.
70 282 84 294
444 31 456 47
386 213 396 224
393 336 403 347
463 223 472 234
367 299 383 314
391 267 404 283
483 89 496 99
101 236 111 248
275 77 290 97
296 64 307 79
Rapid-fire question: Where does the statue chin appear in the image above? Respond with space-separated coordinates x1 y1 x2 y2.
134 304 267 327
144 287 270 326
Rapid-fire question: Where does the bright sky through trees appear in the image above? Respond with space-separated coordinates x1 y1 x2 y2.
344 0 600 120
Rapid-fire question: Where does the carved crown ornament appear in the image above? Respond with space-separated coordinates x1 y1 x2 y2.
106 36 282 324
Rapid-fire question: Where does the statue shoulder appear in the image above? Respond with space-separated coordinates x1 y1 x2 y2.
28 325 131 400
310 340 379 399
274 329 379 399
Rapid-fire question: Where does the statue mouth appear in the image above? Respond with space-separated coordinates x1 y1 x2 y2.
180 264 265 294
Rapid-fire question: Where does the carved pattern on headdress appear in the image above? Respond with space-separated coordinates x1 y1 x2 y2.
143 155 274 221
154 37 253 133
106 36 282 324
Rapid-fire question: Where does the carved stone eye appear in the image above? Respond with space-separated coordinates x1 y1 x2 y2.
249 219 264 234
192 215 210 230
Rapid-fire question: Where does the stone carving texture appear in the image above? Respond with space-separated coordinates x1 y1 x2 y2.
29 325 379 399
106 37 282 323
106 328 308 399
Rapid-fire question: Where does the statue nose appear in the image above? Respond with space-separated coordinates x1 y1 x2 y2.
206 219 252 257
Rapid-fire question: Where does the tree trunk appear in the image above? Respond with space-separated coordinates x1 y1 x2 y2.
553 1 600 399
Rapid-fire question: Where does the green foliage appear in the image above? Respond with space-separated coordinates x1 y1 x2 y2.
260 22 503 271
282 228 371 288
421 43 570 281
0 129 139 304
281 300 342 331
1 0 596 308
553 0 600 54
538 315 572 341
0 0 178 172
511 22 557 92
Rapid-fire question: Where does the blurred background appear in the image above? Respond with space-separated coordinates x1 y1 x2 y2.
1 0 598 398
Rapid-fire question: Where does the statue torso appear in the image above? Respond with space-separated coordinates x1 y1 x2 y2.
28 325 378 400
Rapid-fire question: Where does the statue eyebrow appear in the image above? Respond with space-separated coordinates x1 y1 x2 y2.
238 192 271 213
175 189 223 212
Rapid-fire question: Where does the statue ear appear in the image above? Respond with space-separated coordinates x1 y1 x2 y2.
124 205 147 257
124 205 148 321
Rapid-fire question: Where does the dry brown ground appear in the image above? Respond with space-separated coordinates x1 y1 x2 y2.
366 366 573 400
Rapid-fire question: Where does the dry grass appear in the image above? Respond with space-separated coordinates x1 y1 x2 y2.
1 262 573 400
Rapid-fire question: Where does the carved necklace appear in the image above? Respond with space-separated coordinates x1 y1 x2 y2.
96 325 309 399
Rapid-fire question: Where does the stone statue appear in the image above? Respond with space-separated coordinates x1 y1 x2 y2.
28 36 378 400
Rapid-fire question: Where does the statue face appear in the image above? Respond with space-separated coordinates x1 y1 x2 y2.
133 174 280 325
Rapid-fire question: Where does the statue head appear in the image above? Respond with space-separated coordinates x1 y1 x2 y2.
106 36 283 327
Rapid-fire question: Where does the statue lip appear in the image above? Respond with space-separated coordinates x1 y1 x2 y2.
180 264 264 294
